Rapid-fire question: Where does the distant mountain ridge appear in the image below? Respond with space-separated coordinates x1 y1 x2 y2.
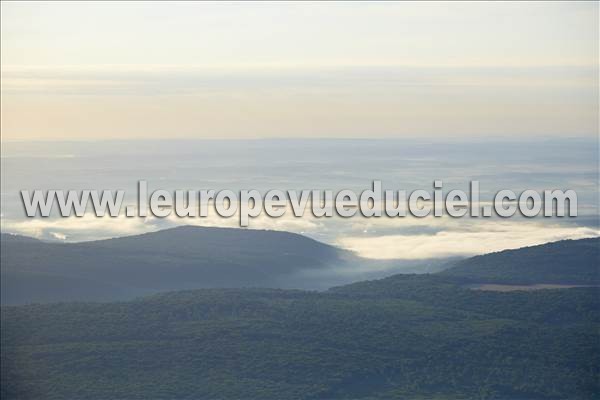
2 227 597 305
2 231 599 398
329 237 599 299
1 226 354 304
2 226 452 305
441 237 599 285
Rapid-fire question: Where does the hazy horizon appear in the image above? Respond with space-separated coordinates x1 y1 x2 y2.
1 1 598 258
2 138 598 260
2 1 598 141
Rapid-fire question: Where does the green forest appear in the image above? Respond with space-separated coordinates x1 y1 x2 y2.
3 278 599 399
2 237 599 399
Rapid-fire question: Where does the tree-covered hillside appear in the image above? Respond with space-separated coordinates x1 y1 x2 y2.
2 278 599 399
3 229 597 306
0 227 450 305
0 226 349 304
440 238 599 285
2 235 599 398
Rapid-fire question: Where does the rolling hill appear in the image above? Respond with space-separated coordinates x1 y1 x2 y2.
2 274 599 398
440 237 600 284
1 236 599 398
2 229 598 305
0 226 351 304
331 238 599 298
1 226 452 305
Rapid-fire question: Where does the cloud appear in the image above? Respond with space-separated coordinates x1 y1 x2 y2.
2 65 597 141
49 231 67 241
2 205 597 261
0 205 325 243
2 65 595 96
0 213 163 242
337 222 599 259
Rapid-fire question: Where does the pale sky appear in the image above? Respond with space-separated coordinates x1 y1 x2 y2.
1 1 598 140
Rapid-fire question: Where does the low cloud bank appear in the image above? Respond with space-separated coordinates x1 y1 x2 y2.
338 222 599 259
1 212 597 261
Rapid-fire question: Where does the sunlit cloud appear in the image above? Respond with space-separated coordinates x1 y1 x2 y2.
3 205 598 262
337 222 600 259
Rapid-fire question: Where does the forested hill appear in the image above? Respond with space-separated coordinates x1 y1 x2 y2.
2 229 598 305
329 237 599 299
440 237 599 284
1 227 454 305
2 282 599 399
2 236 600 398
0 227 356 304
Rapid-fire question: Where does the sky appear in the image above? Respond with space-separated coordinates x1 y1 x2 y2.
1 1 598 140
